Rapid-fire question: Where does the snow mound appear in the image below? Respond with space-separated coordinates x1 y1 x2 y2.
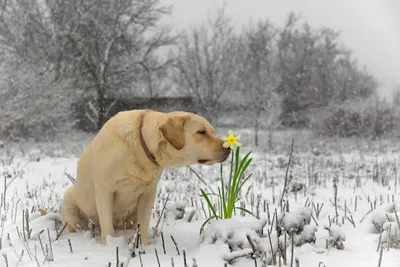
324 225 346 250
167 200 186 220
278 207 312 234
369 209 400 233
200 217 271 263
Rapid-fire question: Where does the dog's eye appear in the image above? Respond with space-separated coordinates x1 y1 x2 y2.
197 130 206 135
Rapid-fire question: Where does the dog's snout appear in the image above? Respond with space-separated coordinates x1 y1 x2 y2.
219 146 231 162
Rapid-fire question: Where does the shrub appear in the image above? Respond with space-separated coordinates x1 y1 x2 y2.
312 98 394 138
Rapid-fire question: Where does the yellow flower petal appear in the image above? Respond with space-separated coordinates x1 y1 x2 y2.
236 134 241 140
236 142 242 147
228 129 234 136
222 142 230 148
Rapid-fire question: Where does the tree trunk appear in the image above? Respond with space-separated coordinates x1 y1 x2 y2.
255 121 259 147
96 87 106 130
254 109 261 147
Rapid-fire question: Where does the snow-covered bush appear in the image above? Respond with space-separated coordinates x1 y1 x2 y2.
389 230 400 249
278 207 312 235
324 225 346 250
369 209 400 233
167 200 186 220
276 207 317 247
200 217 272 263
313 99 394 138
293 225 318 246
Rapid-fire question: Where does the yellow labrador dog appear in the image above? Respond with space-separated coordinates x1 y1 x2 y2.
60 109 231 246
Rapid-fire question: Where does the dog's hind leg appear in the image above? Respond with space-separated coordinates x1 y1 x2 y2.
60 187 89 232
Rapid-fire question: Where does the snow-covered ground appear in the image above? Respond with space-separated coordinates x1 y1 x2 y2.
1 139 400 267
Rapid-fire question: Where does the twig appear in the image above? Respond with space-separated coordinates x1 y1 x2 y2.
333 176 339 225
25 209 30 239
187 166 215 194
246 234 257 257
161 232 166 254
267 230 275 265
68 239 73 253
155 248 161 267
279 138 295 210
171 235 180 255
15 250 24 267
359 210 373 223
393 207 400 230
2 253 9 267
116 247 119 267
183 249 188 267
55 223 67 241
47 228 54 261
377 244 384 267
138 250 143 267
38 231 45 256
152 193 171 238
290 231 295 267
347 215 356 228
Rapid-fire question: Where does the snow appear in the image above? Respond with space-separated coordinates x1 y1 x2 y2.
1 145 400 267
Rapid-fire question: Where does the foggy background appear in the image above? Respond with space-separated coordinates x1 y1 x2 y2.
0 0 399 150
161 0 400 99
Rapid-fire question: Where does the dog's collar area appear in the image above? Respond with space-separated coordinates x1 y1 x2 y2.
139 117 159 166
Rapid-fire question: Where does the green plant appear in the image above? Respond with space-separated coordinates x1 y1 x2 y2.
199 146 255 234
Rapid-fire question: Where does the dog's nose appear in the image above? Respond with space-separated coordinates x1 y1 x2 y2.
221 146 231 159
223 147 231 155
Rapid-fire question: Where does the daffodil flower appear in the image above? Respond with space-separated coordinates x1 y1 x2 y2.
222 130 241 150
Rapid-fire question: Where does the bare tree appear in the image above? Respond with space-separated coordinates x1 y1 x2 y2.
276 13 321 127
240 20 280 146
275 12 377 127
0 0 55 64
0 0 73 140
132 54 175 97
0 55 72 141
0 0 177 130
173 7 242 123
46 0 177 128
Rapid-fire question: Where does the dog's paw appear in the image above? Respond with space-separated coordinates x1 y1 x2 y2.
105 234 125 247
138 244 147 254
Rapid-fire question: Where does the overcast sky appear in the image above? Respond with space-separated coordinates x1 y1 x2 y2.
160 0 400 99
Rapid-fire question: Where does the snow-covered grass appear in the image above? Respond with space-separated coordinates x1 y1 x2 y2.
1 136 400 267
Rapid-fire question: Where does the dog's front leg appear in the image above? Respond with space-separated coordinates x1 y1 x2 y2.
95 184 115 245
136 186 157 247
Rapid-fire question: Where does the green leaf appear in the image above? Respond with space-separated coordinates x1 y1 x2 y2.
238 152 252 174
199 215 218 234
235 206 257 218
200 188 219 219
220 165 226 215
234 147 240 178
226 152 234 201
199 192 220 198
217 186 227 218
236 173 253 196
237 158 252 184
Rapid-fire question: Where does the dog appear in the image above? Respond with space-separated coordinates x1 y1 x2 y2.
60 109 231 246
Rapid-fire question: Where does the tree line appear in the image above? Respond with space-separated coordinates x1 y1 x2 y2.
0 0 391 142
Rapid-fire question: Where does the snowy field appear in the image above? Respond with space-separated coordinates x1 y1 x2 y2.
1 134 400 267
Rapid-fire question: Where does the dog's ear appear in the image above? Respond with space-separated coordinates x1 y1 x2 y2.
159 115 188 150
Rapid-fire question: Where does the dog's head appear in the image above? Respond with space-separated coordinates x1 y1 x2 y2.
158 112 231 167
